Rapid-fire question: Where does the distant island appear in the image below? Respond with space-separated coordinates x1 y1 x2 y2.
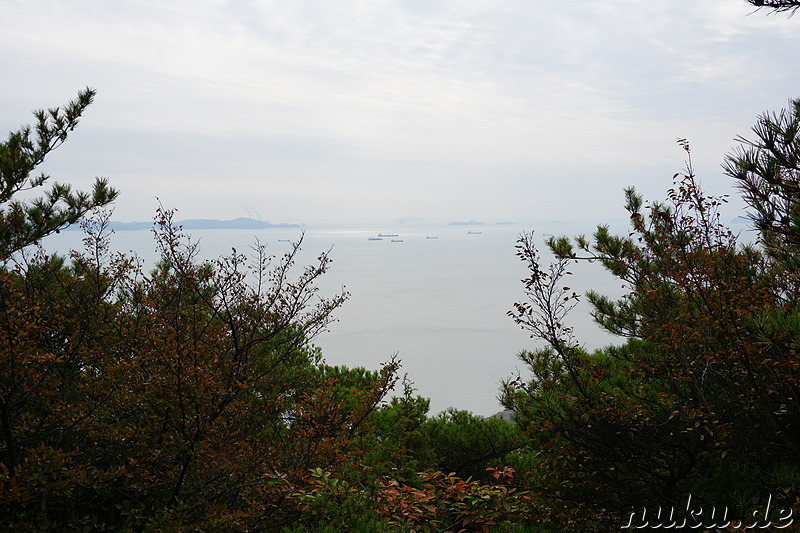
175 218 301 230
67 218 301 231
391 216 427 225
448 220 485 226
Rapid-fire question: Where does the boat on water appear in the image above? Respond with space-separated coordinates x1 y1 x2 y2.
368 237 383 241
391 239 404 242
378 233 399 237
467 231 482 235
426 236 439 239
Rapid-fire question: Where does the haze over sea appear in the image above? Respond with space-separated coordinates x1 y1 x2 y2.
43 220 627 416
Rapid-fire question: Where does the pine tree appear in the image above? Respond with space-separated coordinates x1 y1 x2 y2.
0 88 118 259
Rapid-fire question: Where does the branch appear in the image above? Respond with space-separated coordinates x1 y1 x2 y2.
746 0 800 15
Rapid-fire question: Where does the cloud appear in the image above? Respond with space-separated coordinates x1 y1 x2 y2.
2 0 798 223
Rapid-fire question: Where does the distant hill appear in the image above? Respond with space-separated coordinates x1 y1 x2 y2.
178 218 300 230
448 220 484 226
391 216 427 226
67 218 301 231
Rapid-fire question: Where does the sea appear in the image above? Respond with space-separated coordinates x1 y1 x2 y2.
41 221 626 417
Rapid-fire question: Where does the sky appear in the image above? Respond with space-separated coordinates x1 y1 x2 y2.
2 0 799 225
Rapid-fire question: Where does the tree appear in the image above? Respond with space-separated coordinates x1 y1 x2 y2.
423 408 524 483
0 94 400 530
0 90 119 526
503 137 800 529
0 208 400 530
356 376 436 483
723 97 800 301
0 88 118 259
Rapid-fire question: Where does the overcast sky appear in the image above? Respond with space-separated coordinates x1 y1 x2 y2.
2 0 798 225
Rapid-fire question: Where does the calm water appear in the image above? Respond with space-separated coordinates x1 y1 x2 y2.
42 222 624 416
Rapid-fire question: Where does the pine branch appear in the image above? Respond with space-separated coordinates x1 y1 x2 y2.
747 0 800 15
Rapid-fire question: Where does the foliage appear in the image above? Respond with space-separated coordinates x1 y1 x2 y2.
357 376 437 483
377 467 537 533
289 466 548 533
724 97 800 301
503 134 800 529
0 93 402 529
0 88 118 260
423 409 524 483
288 467 391 532
0 208 400 530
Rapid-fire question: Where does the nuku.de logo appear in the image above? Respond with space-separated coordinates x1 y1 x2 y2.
621 494 794 530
